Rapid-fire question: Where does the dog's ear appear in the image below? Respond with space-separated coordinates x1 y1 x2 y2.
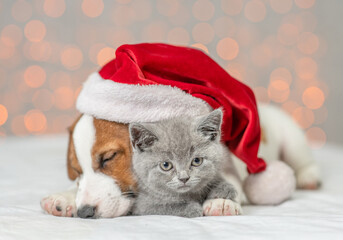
67 115 82 180
129 123 158 152
196 109 223 141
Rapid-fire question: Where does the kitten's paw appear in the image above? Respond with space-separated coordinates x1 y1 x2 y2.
296 164 321 190
40 192 76 217
203 199 242 216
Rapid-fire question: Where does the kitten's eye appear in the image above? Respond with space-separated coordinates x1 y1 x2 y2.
160 161 173 171
191 157 203 167
99 152 117 168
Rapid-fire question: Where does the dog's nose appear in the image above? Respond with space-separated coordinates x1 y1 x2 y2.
77 205 96 218
179 177 190 184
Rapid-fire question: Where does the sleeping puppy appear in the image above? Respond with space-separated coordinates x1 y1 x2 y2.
41 114 136 218
41 105 321 218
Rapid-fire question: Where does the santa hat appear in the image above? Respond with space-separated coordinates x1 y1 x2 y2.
76 43 295 204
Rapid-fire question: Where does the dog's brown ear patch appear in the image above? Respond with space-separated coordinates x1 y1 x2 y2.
67 115 83 180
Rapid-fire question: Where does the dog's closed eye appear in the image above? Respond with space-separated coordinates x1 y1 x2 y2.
99 151 117 168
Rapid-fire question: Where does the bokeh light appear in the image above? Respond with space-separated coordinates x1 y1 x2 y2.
54 87 74 110
60 46 83 70
97 47 116 66
11 0 32 22
214 16 236 38
43 0 65 18
221 0 243 16
32 89 54 111
11 115 29 136
295 57 317 80
24 65 46 88
0 105 8 126
297 32 319 55
1 24 22 47
217 37 239 60
270 68 293 84
277 23 300 46
306 127 326 149
24 109 47 133
24 20 46 42
82 0 104 18
302 86 325 109
167 28 190 45
294 0 316 9
157 0 179 17
292 107 314 129
251 44 272 67
244 0 266 23
191 43 209 53
253 87 270 103
268 80 290 103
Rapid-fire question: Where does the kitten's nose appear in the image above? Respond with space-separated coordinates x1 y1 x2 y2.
179 176 190 184
77 205 96 218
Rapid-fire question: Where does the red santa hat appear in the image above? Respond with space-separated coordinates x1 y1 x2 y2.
76 43 295 204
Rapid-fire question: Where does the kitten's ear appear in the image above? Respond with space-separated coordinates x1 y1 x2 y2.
129 123 158 152
196 109 223 141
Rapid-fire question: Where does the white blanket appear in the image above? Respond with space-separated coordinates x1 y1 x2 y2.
0 136 342 240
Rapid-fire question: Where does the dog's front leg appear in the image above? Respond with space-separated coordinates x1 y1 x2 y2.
40 187 77 217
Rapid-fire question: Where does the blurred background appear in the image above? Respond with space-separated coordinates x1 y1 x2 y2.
0 0 342 149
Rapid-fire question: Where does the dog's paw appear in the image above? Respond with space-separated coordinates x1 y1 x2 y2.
296 164 321 190
203 199 242 216
40 192 77 217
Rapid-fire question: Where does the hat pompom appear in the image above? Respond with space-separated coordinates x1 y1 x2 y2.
244 161 296 205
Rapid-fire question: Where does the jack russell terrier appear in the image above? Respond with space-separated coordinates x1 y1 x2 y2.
40 104 321 218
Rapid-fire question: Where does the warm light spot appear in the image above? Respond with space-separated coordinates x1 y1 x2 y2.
88 43 106 64
82 0 104 18
269 0 292 14
268 80 289 103
217 38 239 60
24 20 46 42
306 127 326 149
51 114 74 133
302 87 325 110
295 0 315 9
270 68 292 84
192 23 215 44
277 23 299 46
295 57 317 80
228 62 245 81
60 46 83 70
221 0 243 16
292 107 314 129
24 109 47 133
24 65 46 88
214 16 236 38
74 86 82 100
44 0 65 18
251 44 272 67
97 47 115 66
54 87 74 110
191 43 209 54
28 41 52 61
282 101 300 115
11 115 28 136
49 71 72 89
297 32 319 55
167 28 190 45
111 5 136 26
192 0 215 21
253 87 270 103
141 21 168 42
12 0 32 22
0 39 15 59
244 0 266 23
157 0 179 17
0 105 8 126
32 89 54 111
1 24 22 47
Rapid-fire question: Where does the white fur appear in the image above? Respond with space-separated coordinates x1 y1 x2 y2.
76 72 212 123
203 198 242 216
72 114 133 218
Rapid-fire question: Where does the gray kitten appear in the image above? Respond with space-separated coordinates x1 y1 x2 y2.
129 109 238 218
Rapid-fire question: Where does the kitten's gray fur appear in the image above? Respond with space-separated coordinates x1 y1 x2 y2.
129 109 237 218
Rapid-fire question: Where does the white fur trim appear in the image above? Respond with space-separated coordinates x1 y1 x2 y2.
76 72 212 123
243 161 296 205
